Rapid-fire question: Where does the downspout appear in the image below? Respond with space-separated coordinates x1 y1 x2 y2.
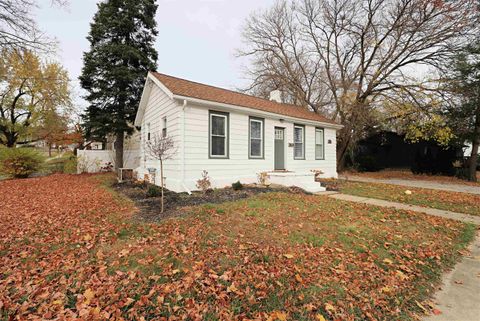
181 99 192 194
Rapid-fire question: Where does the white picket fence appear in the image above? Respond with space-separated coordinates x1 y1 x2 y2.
77 149 140 173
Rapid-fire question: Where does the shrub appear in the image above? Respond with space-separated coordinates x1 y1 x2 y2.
257 172 269 185
63 155 78 174
232 181 243 190
77 156 101 174
42 153 78 174
44 157 66 173
100 162 114 172
356 154 382 172
0 148 44 178
196 170 212 193
146 185 162 198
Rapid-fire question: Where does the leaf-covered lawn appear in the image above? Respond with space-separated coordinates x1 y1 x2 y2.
340 180 480 216
343 169 480 186
0 174 475 320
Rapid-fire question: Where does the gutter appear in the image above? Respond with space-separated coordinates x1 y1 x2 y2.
181 99 192 194
173 94 344 130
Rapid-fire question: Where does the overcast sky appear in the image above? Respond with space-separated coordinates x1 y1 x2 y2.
35 0 276 112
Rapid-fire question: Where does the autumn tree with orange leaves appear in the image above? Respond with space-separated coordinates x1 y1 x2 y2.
0 49 71 147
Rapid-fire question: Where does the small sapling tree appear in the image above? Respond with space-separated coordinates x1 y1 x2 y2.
145 134 176 213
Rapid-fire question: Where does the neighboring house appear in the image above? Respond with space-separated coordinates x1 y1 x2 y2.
134 72 342 193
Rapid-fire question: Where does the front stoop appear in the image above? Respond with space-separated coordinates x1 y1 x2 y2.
267 171 326 193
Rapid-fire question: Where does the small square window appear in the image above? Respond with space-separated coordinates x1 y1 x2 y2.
162 117 167 137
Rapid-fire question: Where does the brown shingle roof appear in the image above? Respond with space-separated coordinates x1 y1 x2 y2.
151 72 338 125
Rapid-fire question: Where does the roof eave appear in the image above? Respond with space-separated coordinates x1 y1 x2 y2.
134 72 175 127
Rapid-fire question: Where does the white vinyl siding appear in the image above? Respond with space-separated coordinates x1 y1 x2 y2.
249 117 264 158
209 111 228 158
294 125 305 159
315 128 324 160
139 82 181 190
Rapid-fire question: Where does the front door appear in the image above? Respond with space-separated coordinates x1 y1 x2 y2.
274 127 285 170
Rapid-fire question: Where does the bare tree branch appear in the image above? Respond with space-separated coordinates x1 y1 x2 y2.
0 0 68 51
239 0 478 169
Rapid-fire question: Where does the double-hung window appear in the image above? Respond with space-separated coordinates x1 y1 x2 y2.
293 124 305 159
249 117 264 158
209 111 229 158
315 128 324 160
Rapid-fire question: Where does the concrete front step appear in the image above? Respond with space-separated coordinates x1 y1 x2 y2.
295 183 326 193
267 172 325 193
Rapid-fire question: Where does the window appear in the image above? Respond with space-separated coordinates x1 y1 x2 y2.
275 128 284 140
315 128 324 160
249 117 264 158
147 123 151 141
294 125 305 159
209 111 229 158
162 117 167 137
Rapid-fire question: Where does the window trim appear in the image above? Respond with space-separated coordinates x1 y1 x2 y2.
208 110 229 159
248 116 265 159
293 124 305 160
315 127 325 160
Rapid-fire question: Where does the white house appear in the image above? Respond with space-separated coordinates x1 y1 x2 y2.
134 72 342 193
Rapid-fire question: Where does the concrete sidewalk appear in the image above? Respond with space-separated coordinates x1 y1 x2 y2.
326 193 480 321
329 193 480 225
424 235 480 321
340 175 480 195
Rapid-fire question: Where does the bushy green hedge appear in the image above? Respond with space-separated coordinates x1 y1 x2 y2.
356 154 383 172
0 148 45 178
232 181 243 190
146 185 162 198
43 153 77 174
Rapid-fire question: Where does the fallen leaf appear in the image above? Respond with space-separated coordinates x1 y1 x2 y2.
432 309 442 315
316 315 327 321
227 283 238 293
83 288 95 305
383 258 394 265
325 303 336 313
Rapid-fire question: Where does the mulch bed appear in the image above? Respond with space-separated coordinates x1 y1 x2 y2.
113 181 305 221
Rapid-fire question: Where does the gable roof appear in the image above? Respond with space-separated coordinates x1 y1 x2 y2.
150 72 338 125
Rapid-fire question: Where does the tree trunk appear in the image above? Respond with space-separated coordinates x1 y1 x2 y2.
48 144 52 157
336 129 352 172
468 111 480 182
160 159 164 213
6 132 15 147
114 131 124 170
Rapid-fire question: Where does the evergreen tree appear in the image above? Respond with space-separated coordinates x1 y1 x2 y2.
80 0 158 168
448 39 480 182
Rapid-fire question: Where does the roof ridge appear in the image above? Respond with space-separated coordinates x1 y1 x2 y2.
151 71 306 110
